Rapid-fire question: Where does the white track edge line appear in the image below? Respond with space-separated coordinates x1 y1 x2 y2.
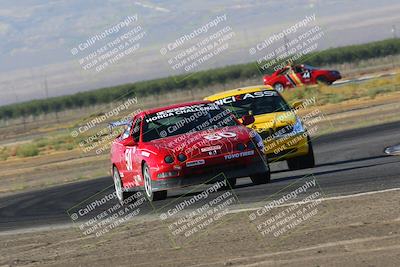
227 187 400 214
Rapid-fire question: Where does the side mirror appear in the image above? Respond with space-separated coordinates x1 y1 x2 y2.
121 136 136 146
292 100 304 109
241 114 255 126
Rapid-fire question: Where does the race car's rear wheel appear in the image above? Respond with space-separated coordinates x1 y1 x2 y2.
250 171 271 185
287 138 315 170
273 83 284 92
113 167 135 205
143 163 167 201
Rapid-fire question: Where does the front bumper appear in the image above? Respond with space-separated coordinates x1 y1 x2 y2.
151 157 269 191
264 132 310 162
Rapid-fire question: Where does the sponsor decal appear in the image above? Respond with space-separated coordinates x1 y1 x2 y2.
186 159 205 167
215 90 278 105
201 145 222 152
141 151 150 157
145 103 220 123
224 150 255 160
302 70 311 79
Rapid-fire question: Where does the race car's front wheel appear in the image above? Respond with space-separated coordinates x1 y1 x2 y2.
273 83 284 92
220 178 237 190
113 166 135 205
287 138 315 170
143 163 167 201
250 171 271 185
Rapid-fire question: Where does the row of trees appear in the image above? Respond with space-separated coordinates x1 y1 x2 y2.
306 38 400 65
1 38 399 120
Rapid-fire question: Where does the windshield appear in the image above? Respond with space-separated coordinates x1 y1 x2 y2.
302 64 318 70
215 90 291 118
142 103 238 142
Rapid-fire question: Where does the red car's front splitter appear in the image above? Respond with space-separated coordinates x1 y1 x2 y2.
151 158 269 191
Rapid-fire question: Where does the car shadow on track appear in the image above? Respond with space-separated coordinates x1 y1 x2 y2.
270 155 390 175
269 156 400 185
314 154 390 168
167 155 399 199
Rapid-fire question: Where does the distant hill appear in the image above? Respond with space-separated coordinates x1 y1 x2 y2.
0 0 399 105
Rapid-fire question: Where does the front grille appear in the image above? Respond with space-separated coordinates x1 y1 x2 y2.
187 161 245 175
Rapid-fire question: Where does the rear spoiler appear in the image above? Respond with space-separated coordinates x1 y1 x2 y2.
108 120 131 134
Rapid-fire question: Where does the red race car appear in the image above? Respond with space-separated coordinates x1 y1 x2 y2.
110 101 270 202
263 64 341 92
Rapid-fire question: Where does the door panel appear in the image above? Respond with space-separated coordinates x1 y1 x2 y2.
130 118 142 187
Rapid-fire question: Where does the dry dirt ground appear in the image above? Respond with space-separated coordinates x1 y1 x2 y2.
1 189 399 267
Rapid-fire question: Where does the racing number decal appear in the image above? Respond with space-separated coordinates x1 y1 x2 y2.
125 147 136 171
203 135 221 141
219 132 237 138
204 131 237 141
302 71 311 79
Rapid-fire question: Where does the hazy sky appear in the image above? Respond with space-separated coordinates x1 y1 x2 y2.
0 0 399 105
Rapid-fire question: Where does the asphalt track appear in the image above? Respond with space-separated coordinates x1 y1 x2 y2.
1 121 400 231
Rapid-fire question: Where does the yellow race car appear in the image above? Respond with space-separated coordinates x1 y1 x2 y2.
204 85 315 170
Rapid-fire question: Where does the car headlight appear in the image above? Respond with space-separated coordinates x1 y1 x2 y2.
164 155 174 164
177 153 187 162
292 118 305 135
246 141 255 150
251 131 264 151
237 143 246 151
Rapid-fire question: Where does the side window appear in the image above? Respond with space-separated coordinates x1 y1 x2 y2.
294 66 303 73
132 118 141 142
121 124 131 140
281 67 289 75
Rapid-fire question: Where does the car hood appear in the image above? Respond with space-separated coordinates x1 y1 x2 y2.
263 74 272 81
146 125 253 156
250 111 296 132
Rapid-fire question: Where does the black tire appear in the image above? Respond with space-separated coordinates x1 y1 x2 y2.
220 178 237 190
287 138 315 170
142 163 167 201
316 76 329 85
250 171 271 185
273 83 284 92
113 166 136 205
